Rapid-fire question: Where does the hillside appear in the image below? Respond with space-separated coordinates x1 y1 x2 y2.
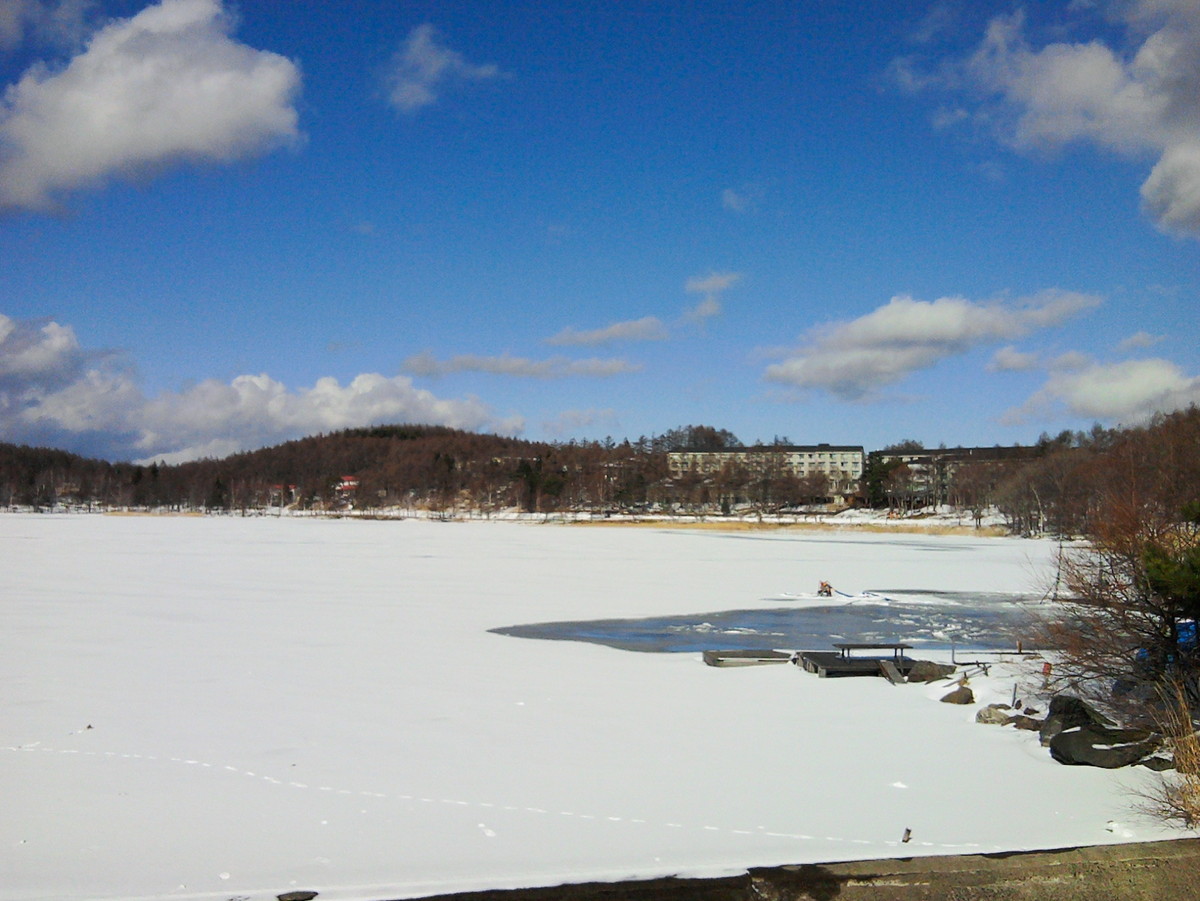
3 409 1197 533
0 425 663 514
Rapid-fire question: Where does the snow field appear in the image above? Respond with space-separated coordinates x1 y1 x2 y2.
0 515 1182 901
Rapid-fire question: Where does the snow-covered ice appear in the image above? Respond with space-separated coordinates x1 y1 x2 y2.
0 514 1185 901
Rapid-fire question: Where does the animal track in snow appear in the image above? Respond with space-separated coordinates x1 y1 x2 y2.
2 743 986 854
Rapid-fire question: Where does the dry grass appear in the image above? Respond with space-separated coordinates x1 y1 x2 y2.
566 518 1008 537
1136 682 1200 828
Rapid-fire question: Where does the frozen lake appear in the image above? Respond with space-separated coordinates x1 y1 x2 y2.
0 515 1181 901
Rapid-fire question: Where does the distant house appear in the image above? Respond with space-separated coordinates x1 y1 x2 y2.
871 445 1041 507
268 484 297 506
335 476 359 496
666 444 865 504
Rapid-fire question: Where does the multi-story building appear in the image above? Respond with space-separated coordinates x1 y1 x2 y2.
666 444 865 503
870 445 1041 507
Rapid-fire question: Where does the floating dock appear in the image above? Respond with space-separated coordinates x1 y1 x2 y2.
701 649 793 667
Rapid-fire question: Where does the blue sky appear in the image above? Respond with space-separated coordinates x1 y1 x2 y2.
1 0 1198 463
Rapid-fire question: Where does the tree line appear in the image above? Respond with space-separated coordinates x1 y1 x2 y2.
2 412 1197 535
1028 407 1200 824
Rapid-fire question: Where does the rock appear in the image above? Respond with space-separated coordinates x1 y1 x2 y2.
1039 695 1114 746
941 685 975 705
277 893 318 901
907 661 957 683
1141 755 1176 772
1049 725 1161 768
1005 715 1043 731
976 703 1012 725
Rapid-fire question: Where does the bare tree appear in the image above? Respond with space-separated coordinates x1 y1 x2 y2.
1038 408 1200 725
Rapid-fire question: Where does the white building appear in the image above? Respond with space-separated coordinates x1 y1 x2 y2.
666 444 864 503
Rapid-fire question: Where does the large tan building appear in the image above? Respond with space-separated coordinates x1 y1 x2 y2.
666 444 864 502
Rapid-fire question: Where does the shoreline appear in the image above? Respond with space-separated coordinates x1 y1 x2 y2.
403 838 1200 901
3 506 1014 538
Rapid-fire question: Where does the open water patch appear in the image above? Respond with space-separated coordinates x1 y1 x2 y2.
491 592 1044 654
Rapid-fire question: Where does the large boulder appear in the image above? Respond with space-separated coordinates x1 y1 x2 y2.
1039 695 1114 746
941 685 975 705
976 703 1013 725
907 661 957 683
1049 725 1161 769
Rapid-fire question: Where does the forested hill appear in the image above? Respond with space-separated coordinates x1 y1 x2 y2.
3 410 1198 532
0 425 665 512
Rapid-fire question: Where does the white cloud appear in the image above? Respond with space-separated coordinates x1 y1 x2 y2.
544 273 739 348
0 0 301 211
545 317 668 347
403 351 640 379
683 297 721 322
0 0 93 51
909 2 958 46
0 313 515 462
685 272 741 296
721 188 749 212
988 345 1040 372
1048 350 1092 372
763 289 1101 400
951 2 1200 237
1118 329 1164 350
0 312 86 384
1004 357 1200 424
132 372 506 459
682 271 740 322
721 184 765 213
384 23 505 114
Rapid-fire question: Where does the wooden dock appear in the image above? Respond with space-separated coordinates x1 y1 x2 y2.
797 643 915 679
702 649 793 667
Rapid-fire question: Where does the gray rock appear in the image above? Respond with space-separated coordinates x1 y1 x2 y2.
976 703 1013 725
1140 755 1176 772
1005 715 1044 731
1049 725 1160 768
907 661 957 683
1039 695 1114 746
941 685 975 705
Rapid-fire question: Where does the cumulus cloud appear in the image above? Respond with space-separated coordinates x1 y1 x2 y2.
0 0 301 211
0 313 515 462
131 372 509 461
0 312 89 385
402 351 640 379
384 23 506 113
949 2 1200 236
763 289 1101 400
545 317 668 347
1004 357 1200 424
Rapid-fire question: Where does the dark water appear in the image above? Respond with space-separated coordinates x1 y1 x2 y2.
490 590 1045 653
